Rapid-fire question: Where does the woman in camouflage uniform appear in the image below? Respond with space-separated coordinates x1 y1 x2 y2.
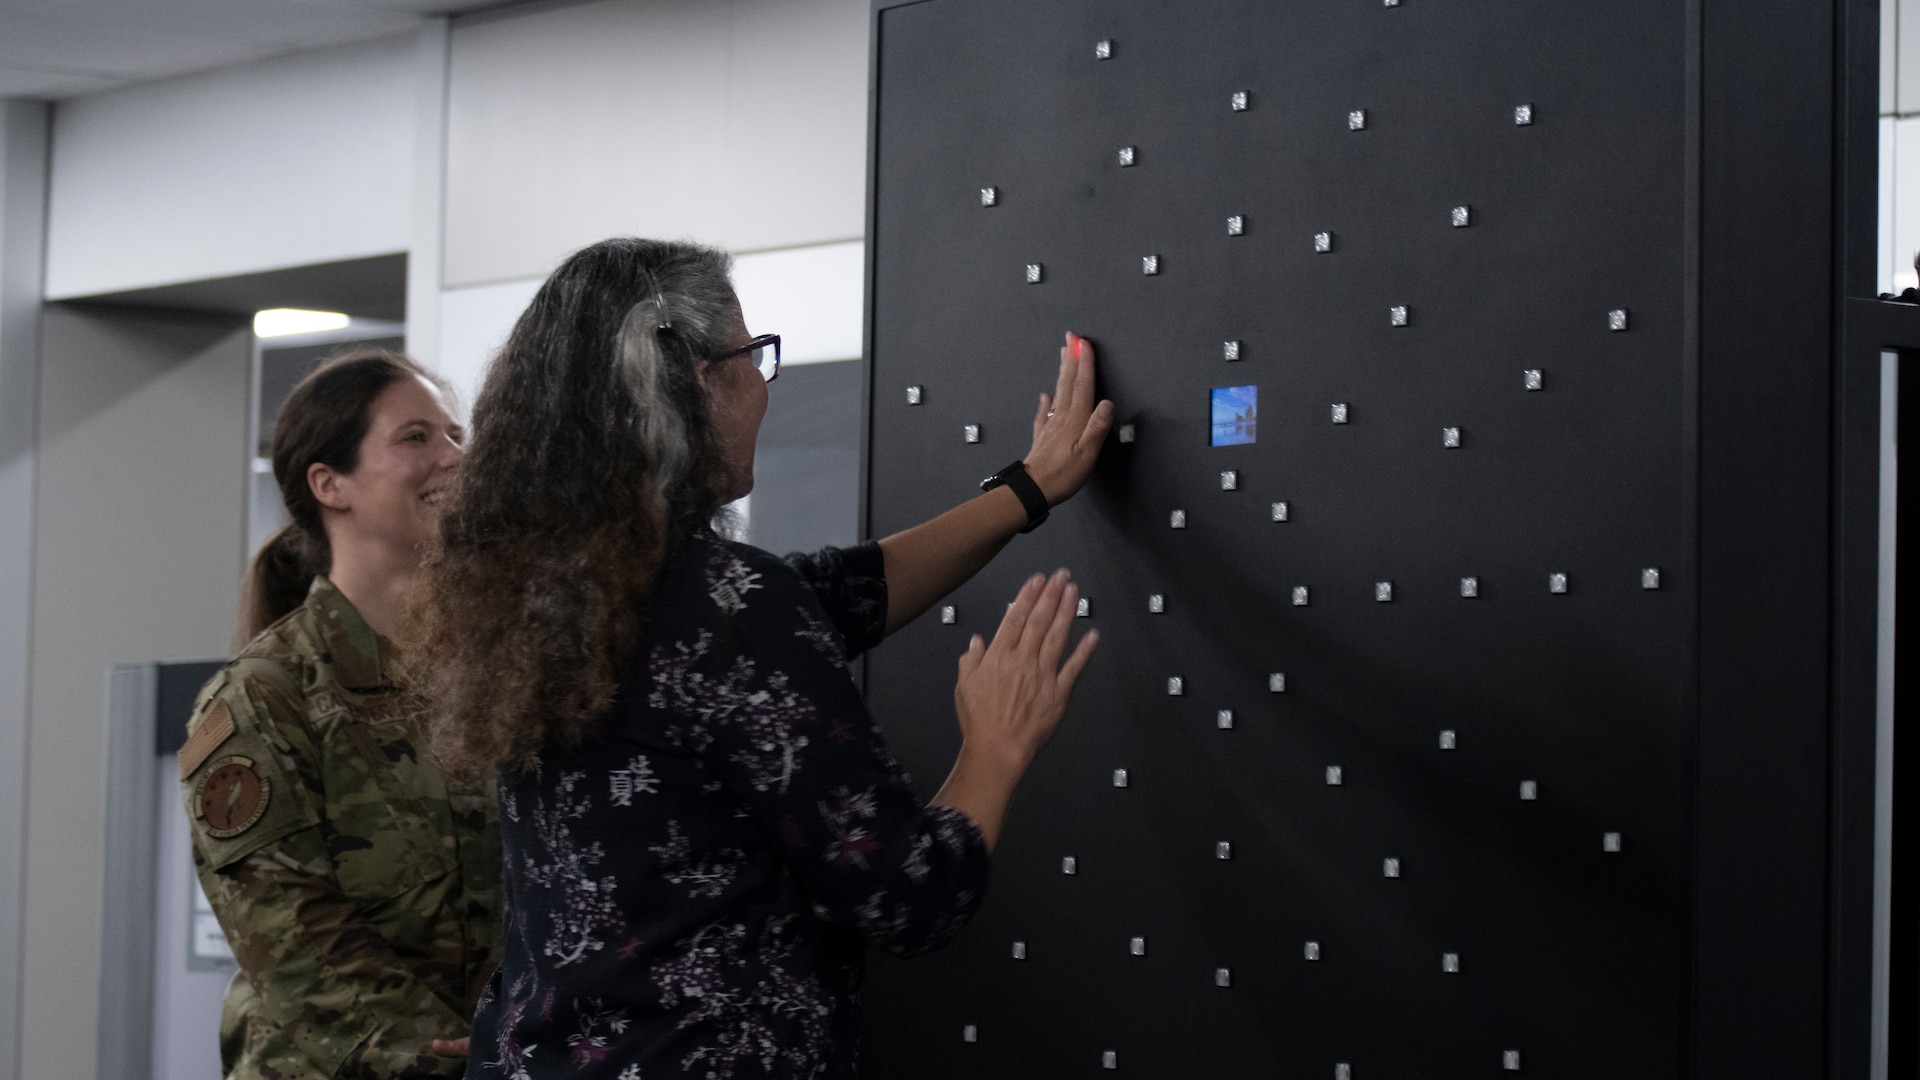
178 349 499 1078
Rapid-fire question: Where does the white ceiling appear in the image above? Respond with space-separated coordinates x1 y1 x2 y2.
0 0 507 101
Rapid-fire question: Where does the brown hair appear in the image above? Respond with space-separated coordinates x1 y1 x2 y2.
237 347 443 648
407 237 736 778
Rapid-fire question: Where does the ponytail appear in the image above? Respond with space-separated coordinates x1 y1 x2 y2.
235 523 328 649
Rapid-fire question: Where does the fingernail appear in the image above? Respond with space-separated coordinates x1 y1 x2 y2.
1074 336 1085 358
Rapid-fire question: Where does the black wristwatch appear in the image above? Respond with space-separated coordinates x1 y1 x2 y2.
980 460 1050 533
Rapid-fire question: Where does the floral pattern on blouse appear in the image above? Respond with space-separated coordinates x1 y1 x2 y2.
469 537 990 1079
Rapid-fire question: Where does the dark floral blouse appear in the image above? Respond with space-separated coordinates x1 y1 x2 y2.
468 535 990 1080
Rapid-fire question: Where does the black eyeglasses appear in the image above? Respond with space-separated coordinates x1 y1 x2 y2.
715 333 781 383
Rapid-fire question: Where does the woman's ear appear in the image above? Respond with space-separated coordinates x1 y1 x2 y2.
309 461 350 513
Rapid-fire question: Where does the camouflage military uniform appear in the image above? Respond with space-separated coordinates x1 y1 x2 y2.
180 577 500 1079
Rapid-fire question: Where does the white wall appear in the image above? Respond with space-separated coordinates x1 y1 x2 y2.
1884 0 1920 291
43 33 418 300
442 0 868 289
22 308 249 1080
0 100 49 1080
434 240 865 409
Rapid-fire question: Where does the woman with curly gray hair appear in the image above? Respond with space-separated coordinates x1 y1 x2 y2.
410 236 1111 1078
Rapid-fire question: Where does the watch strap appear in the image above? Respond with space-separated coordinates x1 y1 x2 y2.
980 460 1050 533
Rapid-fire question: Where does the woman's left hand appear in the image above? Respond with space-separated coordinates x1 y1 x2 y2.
1024 333 1115 506
432 1038 469 1058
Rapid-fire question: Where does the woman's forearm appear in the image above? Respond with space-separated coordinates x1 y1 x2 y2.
929 740 1026 853
877 485 1030 636
874 333 1112 638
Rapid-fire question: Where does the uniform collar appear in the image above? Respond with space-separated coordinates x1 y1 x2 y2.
306 576 391 690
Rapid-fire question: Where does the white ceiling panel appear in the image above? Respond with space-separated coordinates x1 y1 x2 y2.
0 15 271 75
0 65 117 97
0 0 503 100
5 0 422 48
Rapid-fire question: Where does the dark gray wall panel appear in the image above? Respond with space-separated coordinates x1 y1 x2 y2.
861 1 1700 1077
751 359 863 557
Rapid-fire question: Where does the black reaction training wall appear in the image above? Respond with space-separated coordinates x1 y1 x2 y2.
858 1 1874 1077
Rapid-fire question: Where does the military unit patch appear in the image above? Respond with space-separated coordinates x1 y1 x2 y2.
196 756 271 838
178 700 234 779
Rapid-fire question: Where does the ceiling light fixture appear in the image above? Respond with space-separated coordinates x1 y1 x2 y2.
253 309 350 337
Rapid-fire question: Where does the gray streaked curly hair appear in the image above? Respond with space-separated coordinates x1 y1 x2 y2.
407 237 738 777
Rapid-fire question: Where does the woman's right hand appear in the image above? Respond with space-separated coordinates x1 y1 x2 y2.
1023 334 1114 507
945 571 1098 831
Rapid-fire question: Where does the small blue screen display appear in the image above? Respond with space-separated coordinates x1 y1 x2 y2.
1210 385 1257 446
